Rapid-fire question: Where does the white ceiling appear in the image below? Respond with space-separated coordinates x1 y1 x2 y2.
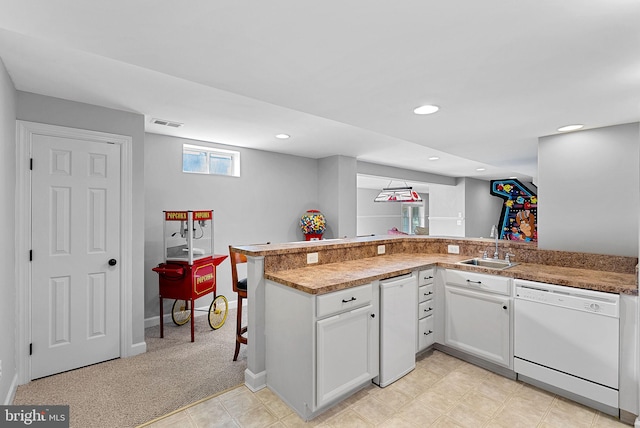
0 1 638 185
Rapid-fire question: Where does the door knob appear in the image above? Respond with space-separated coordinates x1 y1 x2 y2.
108 259 117 266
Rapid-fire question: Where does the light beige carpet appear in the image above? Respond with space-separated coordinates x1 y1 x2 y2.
13 308 247 428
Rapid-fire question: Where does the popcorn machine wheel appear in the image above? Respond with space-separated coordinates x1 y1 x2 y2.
152 210 228 342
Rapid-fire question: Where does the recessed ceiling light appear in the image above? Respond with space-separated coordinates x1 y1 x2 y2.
428 156 440 161
557 124 584 132
476 167 486 172
275 134 290 139
413 105 439 115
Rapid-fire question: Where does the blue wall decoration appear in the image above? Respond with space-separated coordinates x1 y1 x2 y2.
490 179 538 242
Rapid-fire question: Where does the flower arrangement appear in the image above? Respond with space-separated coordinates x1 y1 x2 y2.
300 210 326 235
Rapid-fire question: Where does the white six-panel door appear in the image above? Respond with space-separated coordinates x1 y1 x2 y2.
30 133 121 379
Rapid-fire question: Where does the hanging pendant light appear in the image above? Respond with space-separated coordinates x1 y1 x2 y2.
374 182 423 202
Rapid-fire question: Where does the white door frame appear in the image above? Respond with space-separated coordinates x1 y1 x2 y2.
15 120 133 384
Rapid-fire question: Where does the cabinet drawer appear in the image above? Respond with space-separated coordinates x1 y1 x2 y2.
418 315 435 350
418 269 435 286
445 269 511 296
419 284 434 303
317 283 373 318
418 300 434 319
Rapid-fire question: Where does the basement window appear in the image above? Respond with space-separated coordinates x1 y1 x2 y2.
182 144 240 177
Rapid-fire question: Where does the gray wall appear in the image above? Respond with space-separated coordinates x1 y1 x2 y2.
16 91 147 346
318 156 357 239
357 188 403 236
0 58 17 404
538 123 639 256
356 188 429 236
464 177 505 239
144 133 319 319
358 161 456 186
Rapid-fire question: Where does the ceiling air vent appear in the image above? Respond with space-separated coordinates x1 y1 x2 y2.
151 118 184 128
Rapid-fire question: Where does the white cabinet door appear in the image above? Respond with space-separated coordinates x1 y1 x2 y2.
444 285 511 367
418 314 435 350
317 304 374 408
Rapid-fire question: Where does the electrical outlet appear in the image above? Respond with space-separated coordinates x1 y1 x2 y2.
447 244 460 254
377 245 386 255
307 252 318 264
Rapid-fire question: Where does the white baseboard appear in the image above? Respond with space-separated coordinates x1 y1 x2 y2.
244 369 267 392
3 373 19 405
129 340 147 357
144 299 243 328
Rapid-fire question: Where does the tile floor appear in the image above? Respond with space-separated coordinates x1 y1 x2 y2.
141 350 630 428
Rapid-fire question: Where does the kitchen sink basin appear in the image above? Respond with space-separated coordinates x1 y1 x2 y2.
457 258 517 270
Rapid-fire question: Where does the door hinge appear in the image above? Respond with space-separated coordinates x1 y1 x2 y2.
29 250 32 261
29 343 33 355
30 158 33 170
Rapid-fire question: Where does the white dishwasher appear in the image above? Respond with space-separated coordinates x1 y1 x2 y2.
374 273 417 387
514 279 620 411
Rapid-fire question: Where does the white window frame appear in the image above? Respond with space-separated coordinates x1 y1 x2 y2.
182 143 240 177
401 202 425 234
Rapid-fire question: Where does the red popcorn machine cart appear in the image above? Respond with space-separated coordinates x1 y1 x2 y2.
152 210 228 342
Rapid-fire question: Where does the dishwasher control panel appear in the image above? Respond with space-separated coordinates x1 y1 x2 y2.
514 279 619 317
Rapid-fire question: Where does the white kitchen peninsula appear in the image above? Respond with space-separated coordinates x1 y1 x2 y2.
231 235 638 422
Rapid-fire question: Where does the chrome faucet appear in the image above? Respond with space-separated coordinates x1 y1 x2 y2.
505 252 515 265
490 225 499 259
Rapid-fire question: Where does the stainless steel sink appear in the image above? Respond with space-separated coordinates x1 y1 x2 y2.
457 258 517 270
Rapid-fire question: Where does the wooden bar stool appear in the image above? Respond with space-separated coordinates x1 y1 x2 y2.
229 246 248 361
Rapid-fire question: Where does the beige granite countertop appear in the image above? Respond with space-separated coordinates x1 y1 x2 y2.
264 253 638 296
